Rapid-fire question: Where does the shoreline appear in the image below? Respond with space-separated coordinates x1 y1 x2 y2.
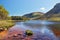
0 30 8 39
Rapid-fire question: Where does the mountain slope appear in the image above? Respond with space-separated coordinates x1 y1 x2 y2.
33 3 60 20
44 3 60 18
23 12 44 19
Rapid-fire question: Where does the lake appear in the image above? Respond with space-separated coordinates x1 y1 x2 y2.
1 20 60 40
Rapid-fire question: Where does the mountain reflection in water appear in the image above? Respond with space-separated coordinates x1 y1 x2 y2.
2 20 59 40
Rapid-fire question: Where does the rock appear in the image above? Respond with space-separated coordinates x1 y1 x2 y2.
0 27 4 32
13 34 18 37
25 30 33 36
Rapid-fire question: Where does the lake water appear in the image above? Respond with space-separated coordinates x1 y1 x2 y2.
3 20 60 40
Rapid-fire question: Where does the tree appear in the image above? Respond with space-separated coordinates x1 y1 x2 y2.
0 5 9 20
11 16 23 20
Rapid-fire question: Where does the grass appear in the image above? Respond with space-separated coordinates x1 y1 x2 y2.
48 17 60 22
0 20 15 39
0 20 15 31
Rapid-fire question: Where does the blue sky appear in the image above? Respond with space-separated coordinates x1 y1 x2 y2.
0 0 60 16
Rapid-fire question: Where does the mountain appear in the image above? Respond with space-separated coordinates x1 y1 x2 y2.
41 3 60 21
23 12 44 19
23 3 60 21
44 3 60 18
35 3 60 20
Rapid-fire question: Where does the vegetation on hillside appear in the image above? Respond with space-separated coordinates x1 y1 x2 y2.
23 12 44 18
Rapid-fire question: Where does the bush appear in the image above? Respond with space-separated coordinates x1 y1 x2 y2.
0 20 14 32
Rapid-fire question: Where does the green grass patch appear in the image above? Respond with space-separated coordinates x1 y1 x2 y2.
0 20 14 32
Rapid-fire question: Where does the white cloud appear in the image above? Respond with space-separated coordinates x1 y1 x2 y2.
40 7 46 11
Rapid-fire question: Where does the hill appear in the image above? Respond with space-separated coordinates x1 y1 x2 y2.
23 12 44 20
35 3 60 21
45 3 60 18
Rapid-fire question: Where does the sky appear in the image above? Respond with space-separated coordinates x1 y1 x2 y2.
0 0 60 16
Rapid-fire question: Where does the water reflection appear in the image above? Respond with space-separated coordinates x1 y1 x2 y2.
9 20 59 40
23 20 57 38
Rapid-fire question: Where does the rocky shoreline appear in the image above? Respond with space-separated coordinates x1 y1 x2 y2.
0 30 58 40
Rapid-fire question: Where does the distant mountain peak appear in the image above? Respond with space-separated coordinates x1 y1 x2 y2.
54 3 60 8
43 3 60 18
56 3 60 5
30 3 60 20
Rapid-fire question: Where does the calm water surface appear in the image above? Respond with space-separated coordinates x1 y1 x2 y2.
6 20 60 40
